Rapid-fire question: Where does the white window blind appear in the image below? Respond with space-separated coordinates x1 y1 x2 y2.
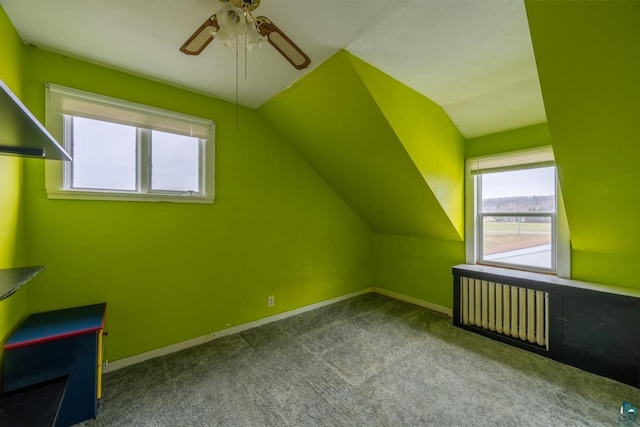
46 83 213 139
44 83 215 204
469 146 555 175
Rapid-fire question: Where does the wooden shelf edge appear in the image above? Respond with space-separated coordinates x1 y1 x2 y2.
0 266 47 301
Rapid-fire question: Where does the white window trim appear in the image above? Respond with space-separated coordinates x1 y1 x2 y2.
44 84 215 204
465 146 571 278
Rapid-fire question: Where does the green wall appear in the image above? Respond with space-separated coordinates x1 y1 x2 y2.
353 55 466 309
372 122 551 310
260 50 466 309
347 54 465 239
526 0 640 289
260 51 463 241
375 235 465 309
465 122 551 159
3 0 636 367
21 48 374 362
0 5 28 371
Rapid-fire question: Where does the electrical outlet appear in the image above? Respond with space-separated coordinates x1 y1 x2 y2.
268 295 275 307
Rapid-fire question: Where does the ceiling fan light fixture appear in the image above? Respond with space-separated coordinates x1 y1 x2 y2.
213 28 235 49
216 3 247 37
246 23 267 51
180 0 310 70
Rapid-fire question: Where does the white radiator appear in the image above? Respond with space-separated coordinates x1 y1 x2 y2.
460 277 549 350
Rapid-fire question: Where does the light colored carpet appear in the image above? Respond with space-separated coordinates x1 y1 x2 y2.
81 293 638 426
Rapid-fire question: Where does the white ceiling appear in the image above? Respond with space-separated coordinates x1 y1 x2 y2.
0 0 546 138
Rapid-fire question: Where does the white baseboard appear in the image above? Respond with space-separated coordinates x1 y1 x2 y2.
104 287 374 373
104 287 451 373
372 287 453 317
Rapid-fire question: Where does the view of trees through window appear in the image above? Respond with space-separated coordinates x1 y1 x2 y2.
479 167 556 271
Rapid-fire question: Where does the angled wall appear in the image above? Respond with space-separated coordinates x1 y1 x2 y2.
347 54 464 239
260 51 463 241
526 1 640 289
260 50 465 308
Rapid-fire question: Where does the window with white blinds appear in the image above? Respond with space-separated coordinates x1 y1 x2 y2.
45 84 215 203
467 146 558 273
469 146 555 175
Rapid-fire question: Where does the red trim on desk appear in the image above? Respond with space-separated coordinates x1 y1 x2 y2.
3 326 103 350
2 303 107 350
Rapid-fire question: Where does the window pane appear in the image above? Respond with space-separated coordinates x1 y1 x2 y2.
482 216 552 270
72 117 137 191
151 131 200 192
481 167 555 213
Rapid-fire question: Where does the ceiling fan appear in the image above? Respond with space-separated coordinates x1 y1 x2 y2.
180 0 311 70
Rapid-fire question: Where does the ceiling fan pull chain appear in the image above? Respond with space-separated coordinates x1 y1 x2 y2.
236 36 239 129
244 28 248 80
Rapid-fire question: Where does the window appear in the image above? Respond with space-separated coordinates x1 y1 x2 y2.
45 84 215 203
466 147 569 275
479 167 556 271
71 117 137 191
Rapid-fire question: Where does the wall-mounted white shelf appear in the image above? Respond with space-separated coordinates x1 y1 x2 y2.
0 79 70 160
0 266 46 301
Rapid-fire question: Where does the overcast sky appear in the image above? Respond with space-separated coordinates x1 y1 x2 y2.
481 167 555 199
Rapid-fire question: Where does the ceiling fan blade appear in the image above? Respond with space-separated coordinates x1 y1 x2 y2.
180 15 219 55
256 18 311 70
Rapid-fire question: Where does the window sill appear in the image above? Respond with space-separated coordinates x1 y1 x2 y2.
46 189 214 204
454 264 640 298
477 261 556 276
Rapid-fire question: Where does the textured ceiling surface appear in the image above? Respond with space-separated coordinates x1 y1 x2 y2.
0 0 546 137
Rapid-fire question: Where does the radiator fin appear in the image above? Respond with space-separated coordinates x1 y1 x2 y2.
460 277 548 349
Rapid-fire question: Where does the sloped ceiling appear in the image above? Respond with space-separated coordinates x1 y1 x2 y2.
0 1 545 243
526 1 640 281
260 51 464 241
0 0 545 138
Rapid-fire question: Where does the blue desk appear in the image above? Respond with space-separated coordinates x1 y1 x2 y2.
3 303 106 426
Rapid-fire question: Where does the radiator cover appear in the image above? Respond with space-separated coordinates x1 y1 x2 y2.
460 277 549 349
453 264 640 388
